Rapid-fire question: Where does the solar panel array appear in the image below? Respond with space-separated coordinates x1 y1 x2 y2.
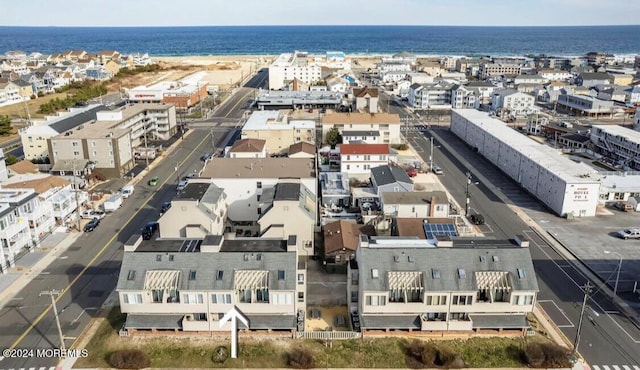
423 223 457 240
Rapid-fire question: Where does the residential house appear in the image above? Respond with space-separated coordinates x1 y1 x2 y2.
381 191 449 219
0 81 23 106
116 234 304 334
158 183 226 239
352 87 379 113
287 142 316 158
557 94 616 118
85 67 114 81
325 76 348 93
408 82 454 110
370 165 414 197
63 50 87 61
631 86 640 105
342 130 381 144
227 139 267 158
104 60 121 75
12 79 34 98
241 111 315 155
19 73 46 96
96 50 121 65
322 113 401 144
0 203 32 273
258 180 316 256
393 218 458 239
340 144 389 177
595 85 631 103
5 50 27 61
514 75 548 85
466 81 496 104
349 236 538 334
323 220 375 265
380 71 408 84
319 172 350 208
396 80 412 99
0 188 55 248
405 73 435 85
200 158 316 222
575 72 613 88
451 85 479 109
490 90 535 116
537 69 572 81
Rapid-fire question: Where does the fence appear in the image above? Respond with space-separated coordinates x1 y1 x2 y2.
295 331 362 340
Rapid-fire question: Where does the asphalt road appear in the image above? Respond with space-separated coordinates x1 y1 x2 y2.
387 88 640 365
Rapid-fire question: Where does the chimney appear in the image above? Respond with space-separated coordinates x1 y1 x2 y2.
359 234 369 248
124 234 143 252
515 235 530 248
430 196 436 217
201 234 224 253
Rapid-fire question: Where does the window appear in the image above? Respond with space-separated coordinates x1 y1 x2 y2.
189 270 197 280
271 292 293 305
256 254 262 261
73 151 80 156
298 292 304 302
211 293 232 304
297 273 304 285
127 270 136 281
431 269 440 279
256 181 262 189
156 254 162 262
72 141 79 147
91 141 96 147
517 268 526 279
515 295 534 306
183 293 203 304
351 291 358 303
168 255 174 262
452 295 473 305
92 151 97 156
365 295 386 306
194 313 207 321
492 255 500 262
425 295 447 306
457 268 466 279
257 207 261 215
123 293 143 304
371 269 379 279
244 254 249 261
479 255 486 262
216 270 224 280
278 270 286 280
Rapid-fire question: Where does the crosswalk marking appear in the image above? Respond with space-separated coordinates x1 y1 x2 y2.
633 367 640 370
623 366 632 370
593 366 640 370
28 367 35 370
614 366 622 370
0 367 55 370
604 366 611 370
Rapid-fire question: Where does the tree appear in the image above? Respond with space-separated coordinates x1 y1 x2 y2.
325 127 343 148
4 154 18 166
0 115 12 136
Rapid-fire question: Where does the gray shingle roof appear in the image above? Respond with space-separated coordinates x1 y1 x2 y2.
50 104 105 134
117 249 297 292
371 165 412 187
359 241 538 294
274 182 300 201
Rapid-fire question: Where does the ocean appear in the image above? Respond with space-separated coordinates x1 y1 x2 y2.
1 25 639 57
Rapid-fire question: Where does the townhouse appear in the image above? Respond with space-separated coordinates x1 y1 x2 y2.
590 125 640 170
340 143 390 177
117 234 305 334
321 113 402 144
451 85 479 109
348 236 538 334
241 111 315 155
200 158 316 222
0 188 55 250
158 183 227 238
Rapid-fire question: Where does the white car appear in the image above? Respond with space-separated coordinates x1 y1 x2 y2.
432 166 443 175
617 228 640 240
80 210 105 220
177 179 188 191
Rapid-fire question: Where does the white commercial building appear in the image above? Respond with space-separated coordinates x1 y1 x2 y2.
269 51 322 90
590 125 640 170
451 109 600 217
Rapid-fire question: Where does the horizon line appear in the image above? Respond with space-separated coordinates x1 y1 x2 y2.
2 24 639 28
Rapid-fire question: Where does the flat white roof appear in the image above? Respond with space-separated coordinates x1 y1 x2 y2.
454 109 598 184
242 111 315 131
599 174 640 193
592 125 640 144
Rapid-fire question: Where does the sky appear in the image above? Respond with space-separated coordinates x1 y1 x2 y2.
1 0 639 27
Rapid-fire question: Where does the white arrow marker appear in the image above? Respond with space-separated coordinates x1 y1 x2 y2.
219 305 249 359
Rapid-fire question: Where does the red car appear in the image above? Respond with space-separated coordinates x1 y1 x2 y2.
406 169 418 177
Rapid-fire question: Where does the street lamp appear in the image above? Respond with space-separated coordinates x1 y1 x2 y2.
604 250 623 298
465 172 479 217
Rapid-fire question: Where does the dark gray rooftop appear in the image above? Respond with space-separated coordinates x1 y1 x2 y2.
50 105 105 134
343 130 381 137
125 314 182 329
135 239 203 253
274 182 301 201
360 315 421 330
371 165 412 187
220 238 288 252
176 183 211 201
470 314 529 329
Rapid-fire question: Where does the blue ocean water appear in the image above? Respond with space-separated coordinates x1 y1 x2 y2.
1 25 639 57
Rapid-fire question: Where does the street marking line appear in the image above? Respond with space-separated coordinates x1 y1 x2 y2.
592 366 600 370
603 366 611 370
9 132 212 352
613 365 621 370
605 310 620 314
539 299 575 328
633 366 640 370
623 366 632 370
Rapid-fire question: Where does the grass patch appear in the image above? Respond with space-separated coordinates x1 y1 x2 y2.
0 92 69 119
78 310 564 368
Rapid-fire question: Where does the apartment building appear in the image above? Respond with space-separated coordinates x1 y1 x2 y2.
451 85 479 109
537 69 572 81
49 126 133 179
407 82 454 110
158 183 227 239
321 113 402 144
93 103 177 144
117 234 304 334
340 143 390 177
128 81 208 109
490 90 535 116
342 130 381 144
349 236 538 334
478 64 522 79
269 51 322 90
0 188 54 250
241 111 315 155
556 94 616 118
258 180 316 256
200 158 316 222
590 125 640 170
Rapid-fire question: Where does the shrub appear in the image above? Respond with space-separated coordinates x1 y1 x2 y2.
435 347 464 368
285 347 314 369
109 349 150 369
405 340 437 368
211 345 229 363
393 143 409 151
523 343 545 367
541 343 574 367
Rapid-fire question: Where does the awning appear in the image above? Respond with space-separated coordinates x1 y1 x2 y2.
475 271 511 291
234 270 269 290
144 270 180 290
125 314 183 329
470 314 530 329
360 315 421 330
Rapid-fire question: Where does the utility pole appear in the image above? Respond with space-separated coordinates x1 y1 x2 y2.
429 136 434 172
144 123 149 169
211 129 215 154
40 290 66 352
573 281 592 356
73 160 81 232
465 172 472 217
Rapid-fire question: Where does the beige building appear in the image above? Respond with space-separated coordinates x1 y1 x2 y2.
381 191 449 219
352 87 379 113
321 113 402 144
349 236 538 334
158 183 227 239
117 234 305 334
241 111 315 155
258 180 316 256
49 125 133 178
103 60 121 75
228 139 267 158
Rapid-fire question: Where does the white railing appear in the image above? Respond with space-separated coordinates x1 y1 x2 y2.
295 331 361 340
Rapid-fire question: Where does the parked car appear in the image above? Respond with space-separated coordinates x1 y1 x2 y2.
406 169 418 177
160 201 172 215
142 221 160 240
177 179 188 191
120 184 135 199
470 213 485 225
92 210 106 219
83 218 100 232
617 228 640 240
200 153 214 161
432 166 443 175
80 210 105 220
182 172 196 181
148 176 159 186
614 201 633 212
